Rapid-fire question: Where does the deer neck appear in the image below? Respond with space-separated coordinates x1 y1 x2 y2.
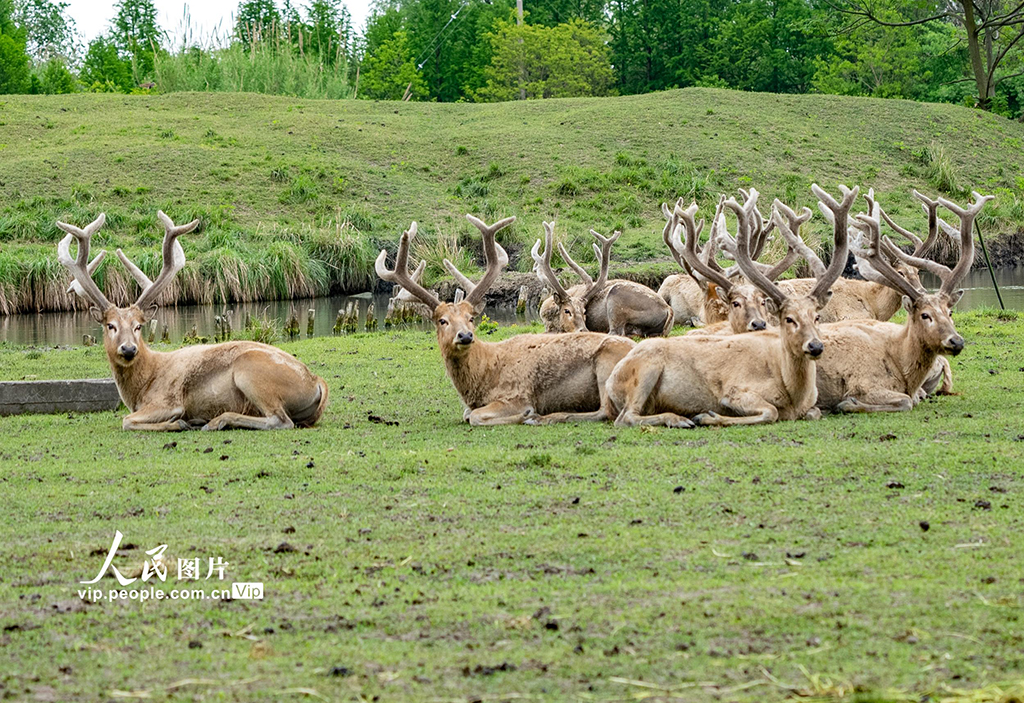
893 323 940 394
873 282 903 321
107 344 160 412
779 336 818 416
441 341 500 409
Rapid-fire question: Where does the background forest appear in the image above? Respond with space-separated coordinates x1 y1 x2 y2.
0 0 1022 117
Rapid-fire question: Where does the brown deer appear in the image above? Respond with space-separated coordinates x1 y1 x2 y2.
814 191 992 413
537 228 673 337
58 213 329 431
531 221 587 333
375 215 636 425
607 184 855 428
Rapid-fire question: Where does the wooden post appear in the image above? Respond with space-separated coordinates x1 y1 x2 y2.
365 302 377 331
307 308 315 337
161 323 170 344
516 285 527 315
333 309 344 335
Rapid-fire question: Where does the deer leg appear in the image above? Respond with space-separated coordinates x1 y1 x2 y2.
921 356 953 396
694 394 779 426
836 392 913 413
612 364 694 428
466 401 534 426
202 411 294 431
660 309 675 337
122 406 191 432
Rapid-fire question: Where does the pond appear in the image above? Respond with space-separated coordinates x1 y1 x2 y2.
1 268 1020 347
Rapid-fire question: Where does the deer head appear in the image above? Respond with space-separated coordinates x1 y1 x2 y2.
533 222 587 333
58 211 199 367
852 191 992 357
376 215 514 357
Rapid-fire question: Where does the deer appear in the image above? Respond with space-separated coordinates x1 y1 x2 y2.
535 227 673 337
813 191 992 413
606 184 855 428
657 190 785 331
57 212 329 431
375 215 636 425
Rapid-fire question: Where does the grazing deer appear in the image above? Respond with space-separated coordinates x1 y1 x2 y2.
607 184 855 428
376 215 636 425
775 190 949 323
814 191 992 413
536 228 673 337
58 213 328 431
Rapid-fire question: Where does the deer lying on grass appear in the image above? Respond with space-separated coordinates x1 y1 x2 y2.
58 213 329 431
535 227 673 337
814 191 991 413
376 215 636 425
607 184 855 428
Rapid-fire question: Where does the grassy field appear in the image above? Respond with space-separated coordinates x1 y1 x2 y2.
2 89 1024 313
1 309 1023 702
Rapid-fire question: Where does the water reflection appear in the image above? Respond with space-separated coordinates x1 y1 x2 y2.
1 267 1020 347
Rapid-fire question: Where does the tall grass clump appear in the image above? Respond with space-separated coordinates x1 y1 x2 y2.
915 142 967 198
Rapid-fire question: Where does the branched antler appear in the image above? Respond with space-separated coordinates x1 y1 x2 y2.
125 211 199 312
376 222 443 311
531 222 571 301
56 213 113 316
443 215 515 309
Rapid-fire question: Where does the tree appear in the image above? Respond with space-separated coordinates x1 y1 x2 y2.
234 0 281 46
0 0 30 93
112 0 161 83
475 18 613 101
15 0 78 63
305 0 352 64
359 28 427 99
36 54 74 91
827 0 1024 110
80 35 133 91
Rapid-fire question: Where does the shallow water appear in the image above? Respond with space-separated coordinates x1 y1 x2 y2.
1 268 1020 347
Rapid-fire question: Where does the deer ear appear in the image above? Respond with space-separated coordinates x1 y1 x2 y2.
815 289 833 311
764 298 779 316
707 283 719 301
472 301 487 315
947 289 964 306
144 302 159 321
902 295 914 313
89 306 104 323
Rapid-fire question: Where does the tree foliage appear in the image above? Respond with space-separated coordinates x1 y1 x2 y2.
358 28 426 99
112 0 161 83
80 35 133 91
0 0 30 93
15 0 77 63
475 18 613 101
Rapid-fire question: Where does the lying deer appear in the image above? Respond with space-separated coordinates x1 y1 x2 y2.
376 215 635 425
536 227 673 337
58 213 328 431
814 191 991 413
607 184 855 428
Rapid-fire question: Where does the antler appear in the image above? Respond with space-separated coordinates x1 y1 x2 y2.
125 211 199 312
675 202 736 297
531 222 572 301
851 211 924 302
809 184 856 306
880 192 992 300
66 249 107 296
729 198 787 309
444 214 514 309
582 229 619 304
394 260 429 304
56 213 114 315
376 222 442 311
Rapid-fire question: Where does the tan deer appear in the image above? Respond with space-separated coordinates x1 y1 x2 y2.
375 215 636 425
814 191 991 413
607 184 855 428
58 213 328 431
531 221 587 333
536 228 673 337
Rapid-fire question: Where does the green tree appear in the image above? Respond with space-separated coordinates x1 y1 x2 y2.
15 0 78 62
36 54 74 91
112 0 161 83
305 0 351 65
79 35 133 91
476 18 613 101
359 28 426 100
234 0 281 46
0 0 30 93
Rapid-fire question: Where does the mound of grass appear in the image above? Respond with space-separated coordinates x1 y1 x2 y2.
0 310 1022 701
1 89 1023 312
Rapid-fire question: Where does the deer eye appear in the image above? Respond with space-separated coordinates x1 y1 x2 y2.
921 313 931 321
469 317 475 324
564 309 572 315
107 324 115 331
732 301 740 308
815 315 820 323
439 319 448 326
785 317 795 325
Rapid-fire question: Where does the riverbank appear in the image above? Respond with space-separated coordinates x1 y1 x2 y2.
3 90 1024 313
1 309 1023 701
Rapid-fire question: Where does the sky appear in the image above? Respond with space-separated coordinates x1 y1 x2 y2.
65 0 375 49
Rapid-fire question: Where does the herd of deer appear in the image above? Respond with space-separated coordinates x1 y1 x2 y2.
57 183 990 431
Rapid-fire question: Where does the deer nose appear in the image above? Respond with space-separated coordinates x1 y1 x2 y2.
456 331 474 345
750 319 767 331
944 335 965 356
119 343 138 360
806 340 824 358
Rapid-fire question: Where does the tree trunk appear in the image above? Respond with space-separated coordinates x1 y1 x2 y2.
961 0 993 109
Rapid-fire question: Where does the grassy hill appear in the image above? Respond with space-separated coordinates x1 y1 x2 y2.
1 89 1023 313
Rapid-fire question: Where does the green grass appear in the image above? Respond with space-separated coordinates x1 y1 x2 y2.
1 309 1023 701
2 89 1024 312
